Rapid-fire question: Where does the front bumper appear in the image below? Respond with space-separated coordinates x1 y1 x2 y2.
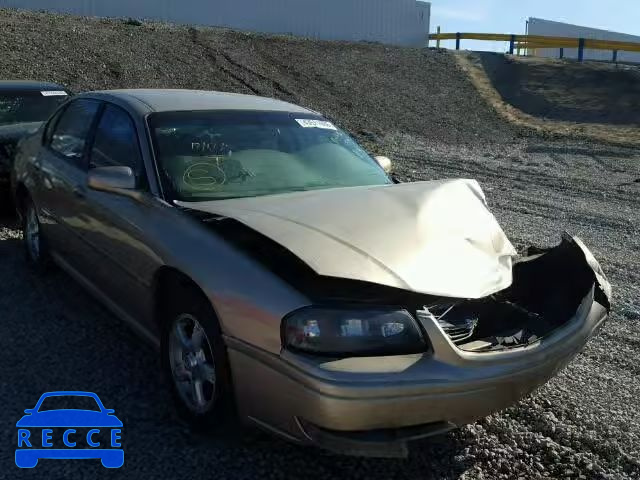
227 236 610 457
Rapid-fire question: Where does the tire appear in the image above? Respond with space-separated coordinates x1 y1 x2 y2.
22 197 50 269
160 283 235 431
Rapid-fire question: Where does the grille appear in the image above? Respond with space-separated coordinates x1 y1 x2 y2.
436 317 478 344
416 306 478 345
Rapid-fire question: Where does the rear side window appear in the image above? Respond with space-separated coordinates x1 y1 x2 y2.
50 99 100 161
90 104 142 175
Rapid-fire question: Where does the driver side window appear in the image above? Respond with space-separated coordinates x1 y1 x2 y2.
90 104 144 182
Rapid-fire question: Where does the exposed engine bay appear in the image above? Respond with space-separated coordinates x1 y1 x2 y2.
418 234 610 351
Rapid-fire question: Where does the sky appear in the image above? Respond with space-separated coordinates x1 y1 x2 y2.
429 0 640 51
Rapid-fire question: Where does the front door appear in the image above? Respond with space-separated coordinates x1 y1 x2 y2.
80 103 159 326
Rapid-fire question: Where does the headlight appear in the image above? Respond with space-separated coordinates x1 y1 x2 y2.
282 306 427 356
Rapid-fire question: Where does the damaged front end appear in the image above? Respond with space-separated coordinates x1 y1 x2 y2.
222 233 611 459
418 234 611 353
182 179 610 357
186 196 611 458
182 177 613 458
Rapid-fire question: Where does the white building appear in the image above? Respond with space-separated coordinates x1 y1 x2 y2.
527 17 640 63
0 0 431 47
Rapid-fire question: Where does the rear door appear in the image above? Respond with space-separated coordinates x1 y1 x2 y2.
36 98 102 271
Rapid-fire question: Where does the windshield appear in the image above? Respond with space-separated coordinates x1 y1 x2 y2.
148 111 391 201
0 90 69 126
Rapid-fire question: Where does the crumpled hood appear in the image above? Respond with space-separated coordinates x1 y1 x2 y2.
179 179 518 298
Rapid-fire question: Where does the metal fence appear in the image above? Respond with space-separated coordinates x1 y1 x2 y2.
429 32 640 63
0 0 431 46
527 18 640 63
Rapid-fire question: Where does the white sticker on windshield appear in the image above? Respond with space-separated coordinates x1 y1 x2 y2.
41 91 68 97
295 119 337 130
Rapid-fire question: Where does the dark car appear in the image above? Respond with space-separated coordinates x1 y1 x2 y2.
0 80 70 203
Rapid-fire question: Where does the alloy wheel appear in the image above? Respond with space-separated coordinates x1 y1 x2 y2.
168 313 217 414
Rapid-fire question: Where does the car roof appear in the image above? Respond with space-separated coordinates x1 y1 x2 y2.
0 80 67 91
85 89 315 114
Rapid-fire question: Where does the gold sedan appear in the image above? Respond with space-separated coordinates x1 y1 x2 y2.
12 90 611 458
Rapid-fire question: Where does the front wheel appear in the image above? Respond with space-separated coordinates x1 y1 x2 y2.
160 284 235 430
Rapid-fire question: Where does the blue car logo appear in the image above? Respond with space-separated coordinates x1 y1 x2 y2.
16 391 124 468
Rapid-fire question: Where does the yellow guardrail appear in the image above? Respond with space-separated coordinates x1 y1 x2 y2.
429 32 640 61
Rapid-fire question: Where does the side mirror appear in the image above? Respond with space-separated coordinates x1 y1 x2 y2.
24 409 34 414
374 155 393 174
88 166 139 197
105 409 115 414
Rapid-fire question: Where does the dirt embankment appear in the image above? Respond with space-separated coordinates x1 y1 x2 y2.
0 8 516 151
457 51 640 145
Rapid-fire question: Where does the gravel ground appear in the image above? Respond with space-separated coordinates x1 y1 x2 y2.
1 7 639 480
